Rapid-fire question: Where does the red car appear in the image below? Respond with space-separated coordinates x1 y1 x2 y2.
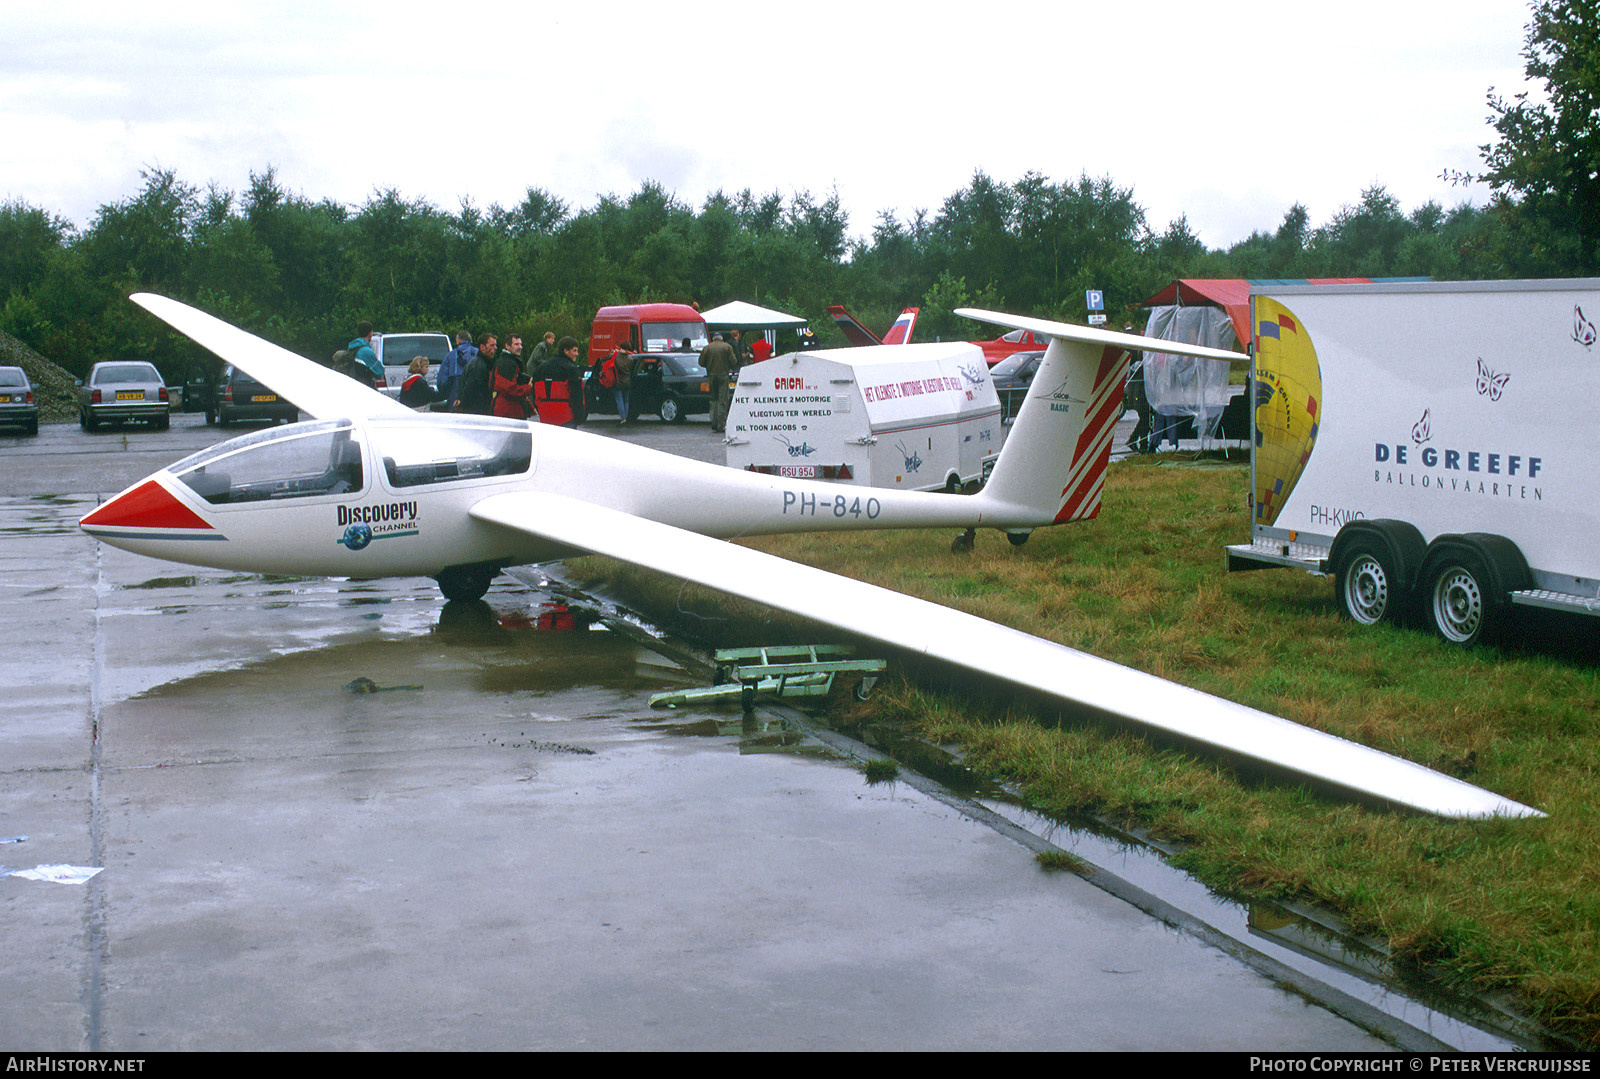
973 327 1051 365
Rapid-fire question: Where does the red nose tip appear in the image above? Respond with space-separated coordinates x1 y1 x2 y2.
81 480 213 531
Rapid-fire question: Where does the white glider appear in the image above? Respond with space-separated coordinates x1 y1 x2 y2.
78 294 1542 819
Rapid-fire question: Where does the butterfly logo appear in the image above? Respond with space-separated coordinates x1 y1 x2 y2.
1412 409 1431 445
1575 305 1597 348
1476 359 1510 402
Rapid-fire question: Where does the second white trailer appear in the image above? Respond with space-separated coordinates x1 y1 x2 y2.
724 342 1003 493
1227 277 1600 646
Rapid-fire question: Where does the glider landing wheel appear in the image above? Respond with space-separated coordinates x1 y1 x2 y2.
436 564 497 603
951 529 976 554
1006 530 1031 548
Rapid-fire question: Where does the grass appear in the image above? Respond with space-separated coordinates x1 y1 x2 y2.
572 455 1600 1047
862 759 900 785
1035 849 1092 874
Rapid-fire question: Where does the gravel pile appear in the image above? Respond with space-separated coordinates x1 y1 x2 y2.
0 331 79 422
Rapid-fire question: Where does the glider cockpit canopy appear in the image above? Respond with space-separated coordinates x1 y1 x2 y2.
170 415 535 506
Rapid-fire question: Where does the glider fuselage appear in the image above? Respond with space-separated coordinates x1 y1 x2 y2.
80 413 1027 579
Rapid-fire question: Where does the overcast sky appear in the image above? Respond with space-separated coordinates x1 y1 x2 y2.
2 0 1535 251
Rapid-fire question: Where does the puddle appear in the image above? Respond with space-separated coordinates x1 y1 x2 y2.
540 564 1561 1051
804 707 1554 1050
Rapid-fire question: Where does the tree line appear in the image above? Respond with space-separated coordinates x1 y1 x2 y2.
1 0 1592 384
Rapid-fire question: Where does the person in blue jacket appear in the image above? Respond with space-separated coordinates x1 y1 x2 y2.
439 329 476 409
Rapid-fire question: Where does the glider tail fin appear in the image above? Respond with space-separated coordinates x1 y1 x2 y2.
976 335 1131 526
881 307 919 345
826 305 883 347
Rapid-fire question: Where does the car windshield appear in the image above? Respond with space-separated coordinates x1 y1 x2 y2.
0 369 25 387
641 323 708 353
381 335 450 365
96 364 161 384
990 351 1042 378
659 356 705 377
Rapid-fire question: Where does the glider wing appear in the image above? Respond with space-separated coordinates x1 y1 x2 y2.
469 490 1542 820
131 293 414 421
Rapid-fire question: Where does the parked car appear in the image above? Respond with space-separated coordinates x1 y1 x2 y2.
372 332 451 398
582 353 713 423
208 364 298 426
78 361 170 431
989 349 1045 424
0 367 39 435
182 375 214 413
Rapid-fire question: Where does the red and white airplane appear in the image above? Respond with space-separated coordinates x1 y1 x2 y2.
974 326 1053 365
826 305 919 347
77 294 1540 820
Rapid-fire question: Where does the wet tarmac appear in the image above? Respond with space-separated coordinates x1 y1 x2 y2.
1 415 1408 1050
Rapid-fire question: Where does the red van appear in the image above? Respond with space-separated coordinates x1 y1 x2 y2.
585 303 714 423
588 303 708 362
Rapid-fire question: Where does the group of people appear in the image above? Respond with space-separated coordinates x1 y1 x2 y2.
354 326 587 428
341 319 776 433
443 330 590 426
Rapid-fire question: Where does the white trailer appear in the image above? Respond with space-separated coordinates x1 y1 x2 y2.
724 342 1002 493
1227 278 1600 645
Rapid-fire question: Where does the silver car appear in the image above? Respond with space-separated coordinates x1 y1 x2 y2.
0 366 39 435
78 361 171 431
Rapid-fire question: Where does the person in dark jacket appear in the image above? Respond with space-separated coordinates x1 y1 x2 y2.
528 331 557 367
701 332 736 433
458 333 498 415
399 356 449 410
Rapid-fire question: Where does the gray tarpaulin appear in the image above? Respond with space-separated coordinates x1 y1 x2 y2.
1142 305 1238 442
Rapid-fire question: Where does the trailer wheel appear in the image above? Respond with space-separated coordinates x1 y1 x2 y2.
1335 542 1396 626
1426 555 1492 646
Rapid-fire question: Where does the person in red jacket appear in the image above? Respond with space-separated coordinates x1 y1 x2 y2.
533 337 584 426
490 334 533 420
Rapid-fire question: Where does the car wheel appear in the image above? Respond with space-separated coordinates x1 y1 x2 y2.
1336 541 1397 626
659 394 682 423
85 410 99 432
1426 554 1494 646
205 408 216 425
25 419 37 436
218 409 232 428
155 415 170 431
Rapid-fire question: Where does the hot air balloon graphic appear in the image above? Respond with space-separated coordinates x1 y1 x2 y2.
1252 298 1323 526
